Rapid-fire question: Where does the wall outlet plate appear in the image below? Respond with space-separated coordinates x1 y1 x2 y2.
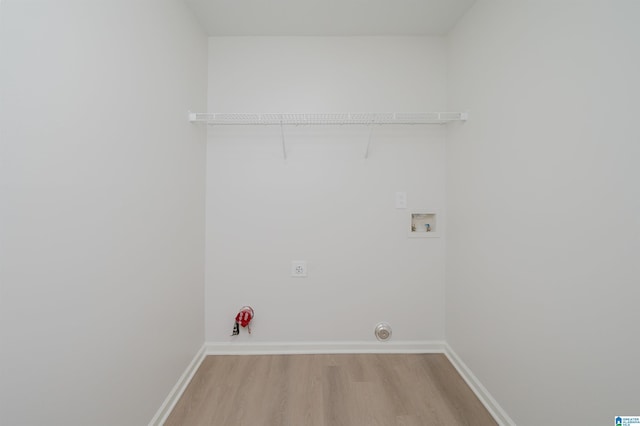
291 261 307 277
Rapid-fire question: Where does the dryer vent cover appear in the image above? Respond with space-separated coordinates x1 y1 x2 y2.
374 322 392 342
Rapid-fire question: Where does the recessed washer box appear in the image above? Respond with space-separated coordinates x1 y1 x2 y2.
409 210 439 238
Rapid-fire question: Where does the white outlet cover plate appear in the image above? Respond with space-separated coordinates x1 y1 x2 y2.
395 192 407 209
291 261 307 277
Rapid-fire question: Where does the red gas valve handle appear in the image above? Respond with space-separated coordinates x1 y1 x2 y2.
232 306 254 335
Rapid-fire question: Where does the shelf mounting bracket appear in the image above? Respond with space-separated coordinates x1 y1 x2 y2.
280 121 287 160
364 122 375 159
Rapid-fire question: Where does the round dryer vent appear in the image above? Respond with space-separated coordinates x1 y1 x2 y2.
374 322 392 342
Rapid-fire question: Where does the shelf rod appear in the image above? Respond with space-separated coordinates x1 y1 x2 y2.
188 112 468 125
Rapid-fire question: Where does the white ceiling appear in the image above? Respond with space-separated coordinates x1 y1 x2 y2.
184 0 476 36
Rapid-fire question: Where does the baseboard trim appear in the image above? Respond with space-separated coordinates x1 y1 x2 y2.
148 344 207 426
444 344 515 426
205 340 446 355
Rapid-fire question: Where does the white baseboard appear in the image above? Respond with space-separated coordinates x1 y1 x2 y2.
204 340 446 355
148 344 207 426
444 344 515 426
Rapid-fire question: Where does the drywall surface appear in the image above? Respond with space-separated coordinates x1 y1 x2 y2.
206 37 447 343
0 1 207 425
446 1 640 424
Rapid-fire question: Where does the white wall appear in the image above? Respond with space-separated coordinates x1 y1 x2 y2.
0 1 207 425
206 37 447 344
446 1 640 424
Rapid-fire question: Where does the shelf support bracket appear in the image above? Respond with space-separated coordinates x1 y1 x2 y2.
280 121 287 160
364 122 375 159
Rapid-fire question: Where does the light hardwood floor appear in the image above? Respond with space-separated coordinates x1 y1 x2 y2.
165 354 497 426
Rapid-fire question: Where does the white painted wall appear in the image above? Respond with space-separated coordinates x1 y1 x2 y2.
446 1 640 424
206 37 447 344
0 2 207 425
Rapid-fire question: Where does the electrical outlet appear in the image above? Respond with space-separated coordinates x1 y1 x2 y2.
291 261 307 277
395 192 407 209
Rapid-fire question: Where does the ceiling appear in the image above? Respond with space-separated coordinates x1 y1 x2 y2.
184 0 476 36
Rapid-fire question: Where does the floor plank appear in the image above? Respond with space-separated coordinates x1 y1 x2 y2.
164 354 497 426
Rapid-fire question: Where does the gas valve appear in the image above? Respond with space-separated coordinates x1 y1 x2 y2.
231 306 254 336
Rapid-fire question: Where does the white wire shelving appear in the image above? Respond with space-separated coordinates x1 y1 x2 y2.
189 111 468 159
188 112 468 125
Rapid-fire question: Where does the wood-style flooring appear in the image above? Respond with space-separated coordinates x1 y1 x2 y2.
165 353 497 426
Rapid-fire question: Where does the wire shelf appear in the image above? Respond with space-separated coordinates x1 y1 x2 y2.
188 112 468 125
